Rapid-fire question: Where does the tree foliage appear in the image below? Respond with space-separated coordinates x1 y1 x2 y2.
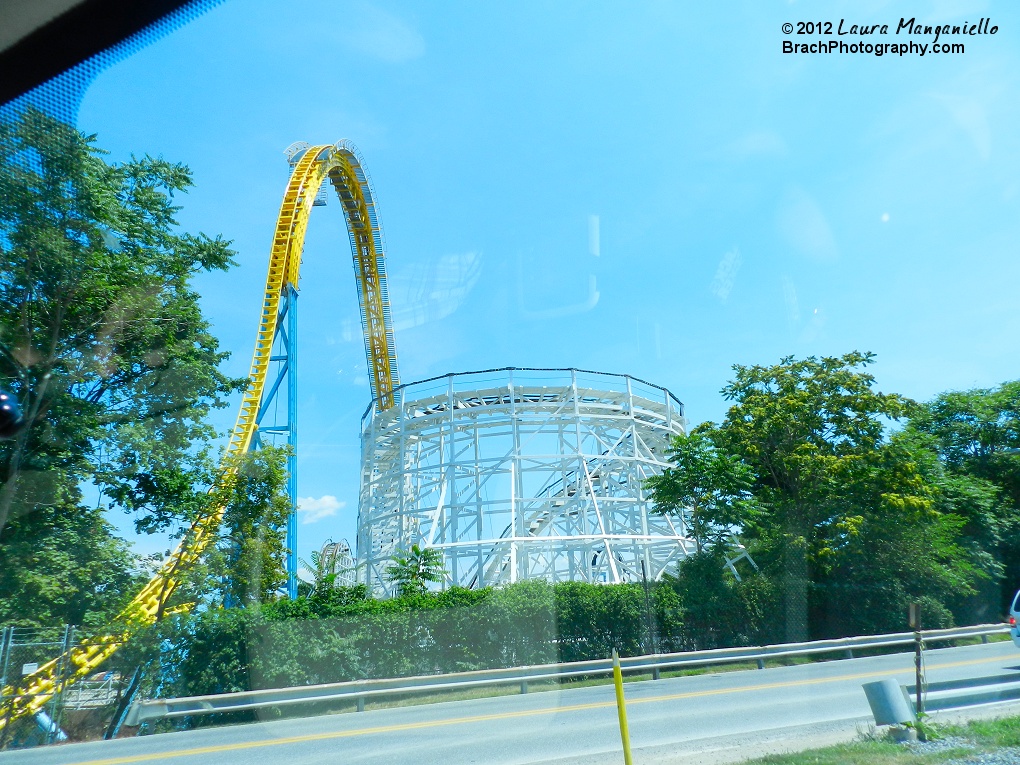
908 382 1020 616
0 110 245 628
385 544 448 597
199 446 291 608
655 352 989 639
299 545 353 598
911 382 1020 491
131 572 777 715
0 108 242 542
806 431 979 634
0 488 143 629
299 551 336 597
646 429 759 553
713 351 910 526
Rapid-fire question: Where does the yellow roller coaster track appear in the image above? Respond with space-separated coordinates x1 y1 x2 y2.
0 142 399 729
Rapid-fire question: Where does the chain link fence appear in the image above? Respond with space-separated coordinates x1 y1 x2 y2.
0 626 135 749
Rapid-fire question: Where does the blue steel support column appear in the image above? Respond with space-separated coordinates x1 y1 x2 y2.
286 284 299 599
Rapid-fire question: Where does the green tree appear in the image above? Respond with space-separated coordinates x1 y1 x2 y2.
911 382 1020 496
208 446 291 608
300 544 354 597
0 488 143 629
658 551 775 651
807 430 981 635
646 429 759 553
385 544 447 597
0 108 242 543
704 352 982 639
299 550 336 597
908 382 1020 616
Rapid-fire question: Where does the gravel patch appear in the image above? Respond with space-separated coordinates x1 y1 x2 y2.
901 736 1020 765
905 735 976 755
942 749 1020 764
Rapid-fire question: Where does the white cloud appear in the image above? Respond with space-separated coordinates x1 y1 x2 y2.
297 495 345 525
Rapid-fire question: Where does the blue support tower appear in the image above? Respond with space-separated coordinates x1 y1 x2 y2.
286 285 298 599
253 284 299 599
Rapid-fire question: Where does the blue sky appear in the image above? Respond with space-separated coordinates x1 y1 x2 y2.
74 0 1020 564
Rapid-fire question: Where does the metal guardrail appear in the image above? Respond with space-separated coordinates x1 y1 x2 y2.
910 673 1020 713
125 622 1009 726
866 666 1020 726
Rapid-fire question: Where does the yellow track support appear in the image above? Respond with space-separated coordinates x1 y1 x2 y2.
0 142 399 729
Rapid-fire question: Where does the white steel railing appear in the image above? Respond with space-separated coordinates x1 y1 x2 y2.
62 674 120 709
125 622 1009 725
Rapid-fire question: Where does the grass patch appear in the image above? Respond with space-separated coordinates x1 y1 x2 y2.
942 714 1020 747
750 740 950 764
741 714 1020 765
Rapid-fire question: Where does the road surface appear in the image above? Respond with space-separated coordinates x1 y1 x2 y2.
4 640 1020 765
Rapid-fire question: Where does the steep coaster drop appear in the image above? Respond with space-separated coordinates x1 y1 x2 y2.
0 141 400 729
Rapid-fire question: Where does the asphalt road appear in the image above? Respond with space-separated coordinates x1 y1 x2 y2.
4 640 1020 765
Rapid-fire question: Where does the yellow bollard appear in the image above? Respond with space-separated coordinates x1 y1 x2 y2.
612 648 634 765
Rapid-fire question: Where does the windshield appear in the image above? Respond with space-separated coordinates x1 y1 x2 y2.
2 2 1020 762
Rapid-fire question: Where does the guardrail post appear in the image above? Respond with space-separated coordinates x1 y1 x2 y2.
356 697 365 712
863 679 916 726
982 635 989 644
910 603 925 725
520 681 528 694
652 667 660 681
757 659 765 670
845 649 854 659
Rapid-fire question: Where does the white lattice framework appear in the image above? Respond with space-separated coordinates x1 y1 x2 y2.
318 538 357 588
357 368 696 595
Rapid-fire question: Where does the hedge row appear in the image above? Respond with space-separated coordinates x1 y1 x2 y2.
140 555 776 700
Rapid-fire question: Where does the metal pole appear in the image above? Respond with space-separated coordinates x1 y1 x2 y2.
0 627 12 745
640 561 659 679
612 648 634 765
0 627 10 689
909 602 924 721
286 285 299 600
49 626 72 743
914 630 924 716
105 665 143 740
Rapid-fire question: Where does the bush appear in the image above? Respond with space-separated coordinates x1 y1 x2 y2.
134 558 959 726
